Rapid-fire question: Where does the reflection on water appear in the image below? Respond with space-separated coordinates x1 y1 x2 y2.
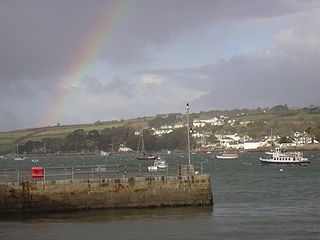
1 151 320 240
2 206 213 223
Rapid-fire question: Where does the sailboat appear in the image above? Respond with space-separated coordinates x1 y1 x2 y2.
13 144 26 161
31 142 39 162
136 130 156 160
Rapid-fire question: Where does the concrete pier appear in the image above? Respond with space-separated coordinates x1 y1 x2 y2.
0 167 213 213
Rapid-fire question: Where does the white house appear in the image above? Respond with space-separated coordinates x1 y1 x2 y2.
193 120 206 128
152 128 173 136
118 144 133 152
174 123 185 129
293 132 317 145
243 141 261 150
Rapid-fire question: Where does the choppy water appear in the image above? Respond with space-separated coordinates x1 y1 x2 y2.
0 151 320 240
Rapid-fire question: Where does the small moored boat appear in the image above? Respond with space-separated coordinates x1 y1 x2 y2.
99 150 111 156
216 153 239 159
148 157 168 172
136 130 156 160
13 156 26 161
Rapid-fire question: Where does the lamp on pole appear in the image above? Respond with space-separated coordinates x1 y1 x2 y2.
186 103 191 165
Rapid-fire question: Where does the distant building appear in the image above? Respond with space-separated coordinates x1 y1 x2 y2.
293 132 317 145
192 117 224 128
239 120 254 126
118 144 133 152
173 123 185 129
243 141 261 150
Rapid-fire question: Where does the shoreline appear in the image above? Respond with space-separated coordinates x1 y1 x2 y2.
10 144 320 158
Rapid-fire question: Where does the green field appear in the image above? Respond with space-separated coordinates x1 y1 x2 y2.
0 121 128 152
0 109 319 154
236 114 275 121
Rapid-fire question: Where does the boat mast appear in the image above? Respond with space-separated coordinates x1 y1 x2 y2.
186 103 191 165
141 131 145 153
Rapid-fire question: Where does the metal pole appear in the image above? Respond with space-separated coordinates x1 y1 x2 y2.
186 103 191 165
201 162 203 175
72 167 74 181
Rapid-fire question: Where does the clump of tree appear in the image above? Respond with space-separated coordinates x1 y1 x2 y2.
270 104 293 116
148 113 178 128
278 136 293 144
17 125 195 154
302 105 320 114
306 119 320 142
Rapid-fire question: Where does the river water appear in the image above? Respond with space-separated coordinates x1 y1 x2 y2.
0 151 319 240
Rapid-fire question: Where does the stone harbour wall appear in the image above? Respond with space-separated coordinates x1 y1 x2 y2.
0 174 213 213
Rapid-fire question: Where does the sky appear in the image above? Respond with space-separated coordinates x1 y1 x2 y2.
1 0 320 132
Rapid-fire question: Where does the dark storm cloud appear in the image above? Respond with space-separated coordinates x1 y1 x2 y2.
191 54 320 110
139 12 320 112
1 0 320 131
0 0 310 81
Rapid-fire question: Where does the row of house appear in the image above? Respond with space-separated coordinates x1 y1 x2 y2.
148 117 318 150
195 132 318 151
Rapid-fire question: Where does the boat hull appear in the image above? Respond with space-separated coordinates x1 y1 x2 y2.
216 155 239 159
260 158 310 166
136 156 156 160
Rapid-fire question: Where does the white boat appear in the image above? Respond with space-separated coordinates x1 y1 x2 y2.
99 150 110 156
13 156 26 161
216 153 239 159
259 148 310 166
148 157 168 172
13 144 26 160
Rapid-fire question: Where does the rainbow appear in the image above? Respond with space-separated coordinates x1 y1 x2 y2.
45 0 128 126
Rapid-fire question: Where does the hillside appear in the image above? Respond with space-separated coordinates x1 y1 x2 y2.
0 118 150 153
0 105 319 154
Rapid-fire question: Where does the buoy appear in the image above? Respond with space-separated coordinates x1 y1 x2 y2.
280 168 283 172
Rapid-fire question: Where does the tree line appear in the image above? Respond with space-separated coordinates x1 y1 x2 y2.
16 127 194 154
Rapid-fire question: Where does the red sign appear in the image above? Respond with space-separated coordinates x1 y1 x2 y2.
31 167 44 179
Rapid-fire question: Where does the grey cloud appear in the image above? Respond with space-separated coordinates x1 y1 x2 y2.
140 19 320 111
80 75 134 98
1 0 320 131
0 0 315 81
191 50 320 110
0 108 20 132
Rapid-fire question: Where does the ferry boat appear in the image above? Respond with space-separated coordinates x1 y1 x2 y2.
259 148 310 166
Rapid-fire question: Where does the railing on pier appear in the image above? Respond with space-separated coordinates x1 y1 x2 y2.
0 162 207 183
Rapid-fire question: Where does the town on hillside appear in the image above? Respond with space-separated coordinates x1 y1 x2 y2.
1 105 320 155
146 115 319 152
